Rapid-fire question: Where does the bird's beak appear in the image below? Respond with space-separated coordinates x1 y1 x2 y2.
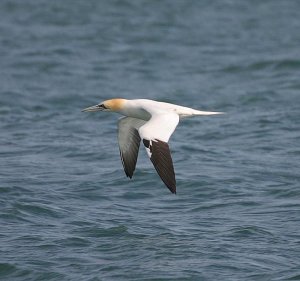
81 104 103 112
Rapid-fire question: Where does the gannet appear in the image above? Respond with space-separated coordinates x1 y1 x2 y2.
82 99 222 194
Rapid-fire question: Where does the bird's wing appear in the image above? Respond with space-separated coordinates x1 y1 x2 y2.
138 112 179 194
118 117 146 178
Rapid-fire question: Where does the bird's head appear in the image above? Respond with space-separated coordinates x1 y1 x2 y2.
82 98 126 113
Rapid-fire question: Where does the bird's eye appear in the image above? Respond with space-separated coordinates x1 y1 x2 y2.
97 104 107 109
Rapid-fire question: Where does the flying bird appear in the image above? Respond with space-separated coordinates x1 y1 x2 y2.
82 99 222 194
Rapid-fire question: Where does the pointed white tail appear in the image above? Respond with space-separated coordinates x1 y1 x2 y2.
193 110 224 115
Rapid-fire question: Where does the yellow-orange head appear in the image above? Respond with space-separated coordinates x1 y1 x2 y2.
82 98 126 112
102 98 126 112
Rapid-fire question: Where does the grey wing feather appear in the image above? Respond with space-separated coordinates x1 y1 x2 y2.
118 117 146 178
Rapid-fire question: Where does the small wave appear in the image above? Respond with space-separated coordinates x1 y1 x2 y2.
78 225 129 238
13 202 65 220
226 225 274 238
0 263 17 277
221 59 300 73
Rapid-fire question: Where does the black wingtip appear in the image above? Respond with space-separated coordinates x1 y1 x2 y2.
125 171 133 179
168 185 176 194
166 182 176 194
148 139 177 195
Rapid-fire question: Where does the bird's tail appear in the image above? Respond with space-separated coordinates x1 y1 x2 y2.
192 110 224 115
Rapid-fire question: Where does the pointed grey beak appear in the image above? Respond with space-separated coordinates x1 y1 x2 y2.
82 104 103 112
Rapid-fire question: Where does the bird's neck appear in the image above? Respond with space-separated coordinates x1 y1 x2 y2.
119 100 151 121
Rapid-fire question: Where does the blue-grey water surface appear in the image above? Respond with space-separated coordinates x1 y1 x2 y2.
1 1 300 280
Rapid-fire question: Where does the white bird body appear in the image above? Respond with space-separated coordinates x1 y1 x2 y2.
82 98 222 194
118 99 220 120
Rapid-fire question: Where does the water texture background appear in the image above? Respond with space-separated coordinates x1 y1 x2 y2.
1 0 300 280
